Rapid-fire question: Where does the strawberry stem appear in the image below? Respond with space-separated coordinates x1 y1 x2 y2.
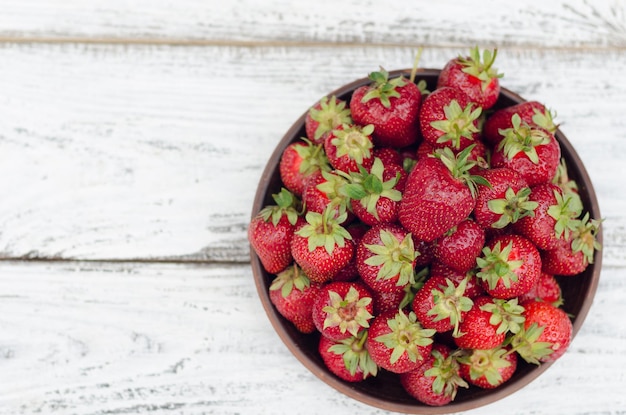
410 47 424 84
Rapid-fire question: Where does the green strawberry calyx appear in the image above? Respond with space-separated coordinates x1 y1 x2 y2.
427 277 474 338
363 229 419 286
480 298 526 335
476 241 524 290
315 170 352 213
552 158 579 195
269 264 311 298
293 138 332 177
296 206 352 254
375 311 436 364
487 186 538 229
497 114 552 164
339 158 402 219
547 188 583 241
569 212 603 265
309 95 353 141
330 123 375 165
457 346 513 387
424 350 468 400
532 106 559 134
430 100 482 150
327 330 378 379
508 323 554 365
458 47 504 92
258 187 301 226
322 286 374 337
435 145 492 198
362 67 407 109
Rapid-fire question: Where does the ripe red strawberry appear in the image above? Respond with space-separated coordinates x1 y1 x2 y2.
419 86 482 151
342 158 406 226
319 331 378 382
399 146 488 242
429 261 485 299
412 275 474 336
248 188 301 274
279 138 331 196
366 309 436 373
458 346 518 389
513 182 582 251
400 344 468 406
491 114 561 187
473 167 536 229
305 95 352 144
541 212 602 276
518 271 563 306
476 234 541 299
437 47 503 109
511 300 573 363
433 219 485 273
350 68 421 148
454 296 509 350
291 208 354 283
324 123 375 173
483 100 558 145
373 146 403 167
356 223 420 294
269 264 322 333
301 169 351 220
332 223 368 282
312 281 374 341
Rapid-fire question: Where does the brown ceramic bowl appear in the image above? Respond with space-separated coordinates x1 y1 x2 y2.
250 69 602 413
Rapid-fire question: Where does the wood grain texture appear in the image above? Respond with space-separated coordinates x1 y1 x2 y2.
0 261 624 415
0 0 625 49
0 44 623 263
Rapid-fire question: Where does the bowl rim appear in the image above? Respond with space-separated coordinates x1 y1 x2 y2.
250 68 603 414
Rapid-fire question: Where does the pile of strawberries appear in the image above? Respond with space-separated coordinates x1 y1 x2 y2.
249 47 601 406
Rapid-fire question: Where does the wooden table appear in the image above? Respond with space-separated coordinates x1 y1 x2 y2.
1 1 625 414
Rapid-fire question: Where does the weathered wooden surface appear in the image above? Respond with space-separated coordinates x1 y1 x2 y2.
1 1 625 414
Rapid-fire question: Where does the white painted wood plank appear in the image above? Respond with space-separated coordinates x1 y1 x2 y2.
0 261 623 414
0 44 623 263
0 0 625 48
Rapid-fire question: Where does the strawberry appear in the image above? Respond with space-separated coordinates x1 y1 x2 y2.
458 346 518 389
400 344 468 406
319 331 378 382
491 114 561 187
373 146 403 167
301 169 351 220
398 146 488 242
419 86 482 151
332 223 368 282
279 138 331 196
305 95 352 144
433 219 485 273
437 47 503 110
473 167 536 230
341 158 406 226
350 68 421 148
454 296 509 350
312 281 375 341
269 264 322 333
429 261 485 299
291 207 354 283
511 300 572 363
483 100 557 146
476 234 541 299
366 309 436 373
541 212 602 276
518 271 563 306
513 182 582 251
248 188 301 274
412 275 474 336
356 223 420 294
324 123 375 173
